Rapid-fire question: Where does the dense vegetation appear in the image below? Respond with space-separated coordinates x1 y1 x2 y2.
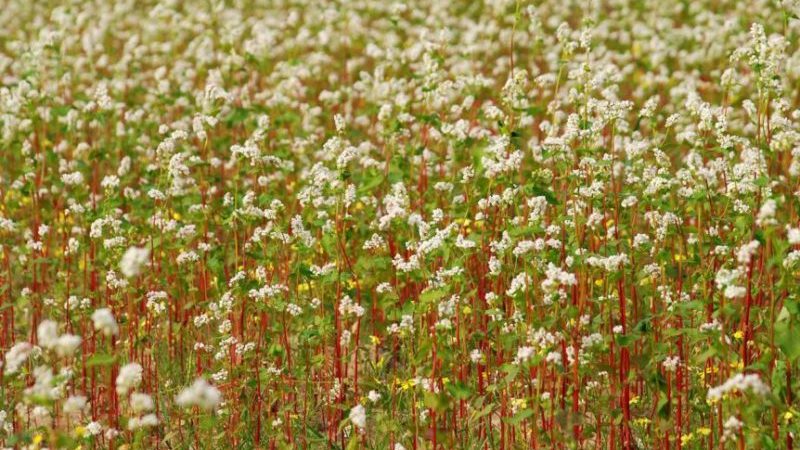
3 0 800 448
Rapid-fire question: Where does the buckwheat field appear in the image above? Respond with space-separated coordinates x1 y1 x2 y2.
6 0 800 449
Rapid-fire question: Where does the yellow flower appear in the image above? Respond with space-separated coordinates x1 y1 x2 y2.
74 426 86 438
400 378 417 391
697 427 711 436
629 395 639 405
594 279 604 287
369 335 380 345
462 306 472 315
33 434 43 445
785 411 794 422
511 398 527 410
681 433 694 445
674 254 683 262
733 330 744 340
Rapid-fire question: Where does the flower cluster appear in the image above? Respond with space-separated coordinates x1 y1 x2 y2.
0 0 799 448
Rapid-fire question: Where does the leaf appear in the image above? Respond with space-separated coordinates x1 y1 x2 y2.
86 353 117 367
776 321 800 361
470 403 494 422
446 382 473 400
696 346 718 363
657 394 671 419
506 408 534 426
346 434 359 450
634 317 652 333
786 299 800 317
525 184 560 205
423 391 450 412
419 288 448 306
359 171 384 193
615 334 637 347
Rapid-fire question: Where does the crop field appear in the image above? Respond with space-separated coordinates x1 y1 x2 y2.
2 0 800 449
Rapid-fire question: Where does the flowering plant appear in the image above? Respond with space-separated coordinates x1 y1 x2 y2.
1 0 800 449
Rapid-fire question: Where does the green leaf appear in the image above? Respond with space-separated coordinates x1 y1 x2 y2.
346 434 359 450
506 408 534 425
525 184 560 205
86 353 117 367
446 382 473 400
776 321 800 361
615 334 637 347
419 288 448 306
423 391 450 412
657 394 670 418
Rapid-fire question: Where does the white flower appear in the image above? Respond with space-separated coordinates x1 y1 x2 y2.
788 227 800 245
35 316 81 356
130 393 154 413
55 334 82 357
116 363 143 395
736 240 760 266
86 421 103 435
37 320 59 349
707 373 769 401
470 349 484 364
92 308 119 336
120 246 150 278
176 378 222 410
756 199 777 226
128 413 158 430
3 342 32 375
367 390 381 403
514 346 535 364
349 404 366 430
63 395 88 414
722 415 743 442
662 356 680 372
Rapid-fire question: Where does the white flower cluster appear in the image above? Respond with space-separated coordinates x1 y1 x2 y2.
707 373 770 402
